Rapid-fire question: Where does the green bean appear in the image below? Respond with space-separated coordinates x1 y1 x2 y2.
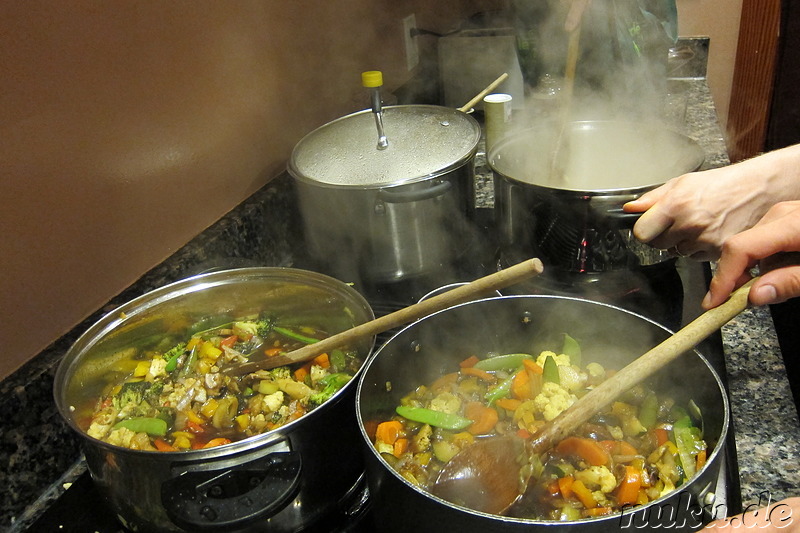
395 406 472 431
473 353 533 371
113 417 168 436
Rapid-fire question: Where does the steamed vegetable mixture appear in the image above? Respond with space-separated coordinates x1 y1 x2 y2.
371 335 708 520
84 316 360 452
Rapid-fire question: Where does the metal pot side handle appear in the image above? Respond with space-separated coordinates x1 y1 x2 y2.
604 206 643 228
377 180 452 203
161 451 302 530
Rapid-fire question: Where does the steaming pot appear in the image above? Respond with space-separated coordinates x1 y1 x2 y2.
289 105 481 284
54 268 375 532
489 121 705 273
356 295 729 532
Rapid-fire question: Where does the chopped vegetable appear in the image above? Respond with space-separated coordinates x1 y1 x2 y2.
473 353 533 371
113 417 168 436
542 355 560 384
395 405 472 431
556 437 610 466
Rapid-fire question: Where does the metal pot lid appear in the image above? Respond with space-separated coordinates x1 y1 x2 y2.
489 121 705 194
289 105 481 188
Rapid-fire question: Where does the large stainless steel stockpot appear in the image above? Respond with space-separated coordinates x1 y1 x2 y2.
489 121 705 272
54 267 375 532
356 295 729 532
289 105 481 284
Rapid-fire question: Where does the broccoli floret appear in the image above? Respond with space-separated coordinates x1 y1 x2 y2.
269 366 292 380
112 381 151 411
162 342 187 372
309 373 351 406
254 317 275 338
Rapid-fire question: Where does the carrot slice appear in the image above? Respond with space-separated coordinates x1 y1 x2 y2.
511 368 532 400
522 359 543 374
393 438 409 457
571 479 598 508
375 420 403 445
599 439 639 457
557 475 575 498
312 353 330 368
459 355 480 368
615 465 642 506
154 438 178 452
464 401 499 435
461 366 497 382
555 437 610 466
495 397 522 411
202 437 233 449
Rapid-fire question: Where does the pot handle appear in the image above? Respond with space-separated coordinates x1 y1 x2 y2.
604 206 642 227
377 181 452 203
161 450 302 530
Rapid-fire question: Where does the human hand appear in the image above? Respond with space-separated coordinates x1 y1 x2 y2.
624 145 800 261
702 496 800 531
702 201 800 309
564 0 592 32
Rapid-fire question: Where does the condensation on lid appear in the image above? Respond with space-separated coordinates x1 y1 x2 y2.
289 106 481 187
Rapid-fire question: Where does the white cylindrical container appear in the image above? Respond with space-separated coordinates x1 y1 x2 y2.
483 93 512 155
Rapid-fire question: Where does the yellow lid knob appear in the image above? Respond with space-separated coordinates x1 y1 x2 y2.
361 70 383 88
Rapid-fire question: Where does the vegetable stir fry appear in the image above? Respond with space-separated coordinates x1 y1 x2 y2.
84 316 360 451
370 335 708 520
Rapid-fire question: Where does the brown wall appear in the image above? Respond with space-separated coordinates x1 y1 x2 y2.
0 1 487 380
676 0 743 132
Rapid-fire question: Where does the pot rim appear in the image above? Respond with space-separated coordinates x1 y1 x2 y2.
54 266 376 460
288 104 481 190
356 294 730 525
488 120 706 196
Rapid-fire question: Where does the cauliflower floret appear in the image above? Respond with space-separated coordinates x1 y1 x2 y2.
536 350 571 367
428 392 462 415
586 362 605 378
262 391 285 413
412 424 433 453
147 357 167 380
533 382 576 421
574 465 617 493
557 365 588 392
309 364 329 385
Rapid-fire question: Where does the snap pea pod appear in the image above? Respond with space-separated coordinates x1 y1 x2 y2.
542 355 560 384
484 372 517 405
113 417 168 436
395 405 472 431
562 333 582 367
473 353 533 371
273 326 320 345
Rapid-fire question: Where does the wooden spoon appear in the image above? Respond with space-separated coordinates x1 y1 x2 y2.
458 72 509 113
223 258 544 376
431 278 755 515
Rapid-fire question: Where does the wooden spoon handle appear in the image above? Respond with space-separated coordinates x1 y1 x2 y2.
530 277 755 454
225 258 544 375
458 73 509 113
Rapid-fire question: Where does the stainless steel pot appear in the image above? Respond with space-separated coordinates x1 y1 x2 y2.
289 105 481 284
489 121 705 272
54 268 375 532
356 295 729 532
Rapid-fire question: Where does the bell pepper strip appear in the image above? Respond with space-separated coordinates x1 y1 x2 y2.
395 405 473 431
584 507 613 517
562 333 582 367
495 397 522 411
555 437 610 466
112 417 168 437
202 437 232 449
615 465 643 506
571 479 598 509
219 335 238 349
154 438 178 452
652 427 670 447
696 448 707 471
473 353 533 371
272 326 319 344
264 347 283 357
464 402 499 435
638 392 659 429
542 355 560 384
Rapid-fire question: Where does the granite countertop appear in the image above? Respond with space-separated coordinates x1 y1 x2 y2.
3 79 799 532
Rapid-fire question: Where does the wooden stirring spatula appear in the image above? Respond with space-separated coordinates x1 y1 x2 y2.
431 278 756 515
223 258 544 376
